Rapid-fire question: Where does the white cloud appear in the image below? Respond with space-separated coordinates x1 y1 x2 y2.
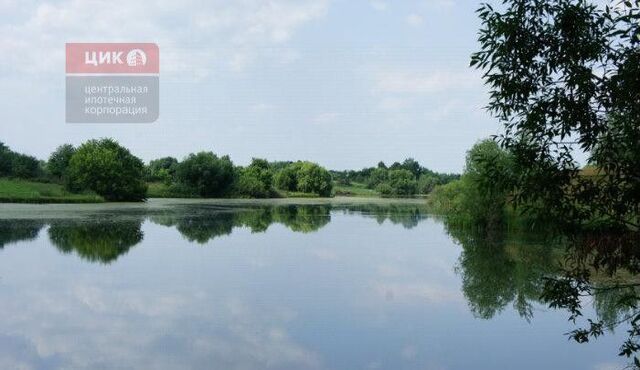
0 284 322 370
406 14 424 27
0 0 329 77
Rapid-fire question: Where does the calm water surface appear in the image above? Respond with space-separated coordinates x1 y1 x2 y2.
0 199 626 369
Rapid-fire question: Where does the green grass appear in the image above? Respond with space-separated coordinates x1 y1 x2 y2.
146 182 175 198
333 182 379 197
0 178 104 203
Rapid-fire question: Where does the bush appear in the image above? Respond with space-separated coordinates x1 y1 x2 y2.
428 139 513 228
11 153 41 179
373 169 417 197
146 157 178 184
275 161 332 197
296 162 333 197
233 158 274 198
48 144 76 179
417 174 439 194
0 143 13 177
0 142 41 179
366 167 388 189
274 165 297 191
386 169 417 196
175 152 235 197
66 138 147 201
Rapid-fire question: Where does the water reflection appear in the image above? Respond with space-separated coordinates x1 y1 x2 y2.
48 218 144 263
0 200 628 369
445 225 559 320
0 219 45 248
445 217 640 367
0 202 426 261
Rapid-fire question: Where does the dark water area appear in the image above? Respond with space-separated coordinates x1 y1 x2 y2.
0 199 627 370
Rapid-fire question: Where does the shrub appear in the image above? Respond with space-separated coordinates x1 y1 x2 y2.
233 158 274 198
66 138 147 201
175 152 235 197
146 157 178 184
48 144 76 179
275 161 332 197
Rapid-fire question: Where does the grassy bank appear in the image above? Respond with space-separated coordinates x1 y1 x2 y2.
333 182 380 197
150 180 394 199
0 178 104 203
147 182 344 199
1 179 420 204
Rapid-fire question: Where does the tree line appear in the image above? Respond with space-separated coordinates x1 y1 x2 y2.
0 138 335 201
1 139 460 201
331 158 459 197
146 152 333 199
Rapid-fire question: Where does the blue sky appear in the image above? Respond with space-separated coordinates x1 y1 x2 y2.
0 0 497 173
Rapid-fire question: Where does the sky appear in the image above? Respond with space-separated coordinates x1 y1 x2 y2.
0 0 499 173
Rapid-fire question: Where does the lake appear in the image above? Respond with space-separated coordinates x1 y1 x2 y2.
0 198 627 370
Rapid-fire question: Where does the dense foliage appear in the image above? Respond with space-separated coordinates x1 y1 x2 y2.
145 156 178 184
1 139 446 201
429 139 513 228
175 152 235 197
47 144 76 180
471 0 640 232
0 142 41 179
274 161 333 196
233 158 275 198
66 139 147 201
470 0 640 364
331 158 458 196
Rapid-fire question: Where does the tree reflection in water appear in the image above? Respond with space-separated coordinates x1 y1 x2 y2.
445 215 640 366
0 219 45 249
3 201 637 363
48 218 144 264
0 202 428 261
446 225 558 320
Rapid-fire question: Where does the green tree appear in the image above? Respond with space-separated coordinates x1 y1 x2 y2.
0 142 12 177
464 139 513 227
429 140 512 227
66 138 147 201
233 158 274 198
10 153 40 179
401 158 421 178
471 0 640 231
295 161 333 196
376 169 417 196
366 167 388 189
176 152 235 197
48 144 76 179
0 142 41 179
274 161 333 197
274 165 297 191
472 0 640 362
146 156 178 184
417 174 438 194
